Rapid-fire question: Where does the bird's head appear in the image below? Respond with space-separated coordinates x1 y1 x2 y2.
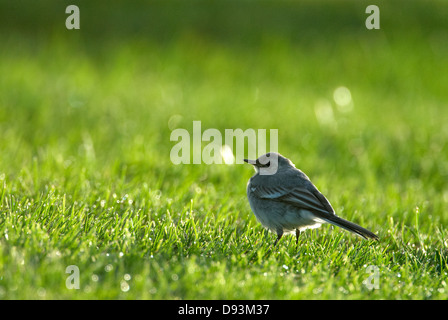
244 152 294 175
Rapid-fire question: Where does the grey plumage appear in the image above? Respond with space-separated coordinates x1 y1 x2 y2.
244 152 379 245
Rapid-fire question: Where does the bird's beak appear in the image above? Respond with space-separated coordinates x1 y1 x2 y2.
244 159 257 165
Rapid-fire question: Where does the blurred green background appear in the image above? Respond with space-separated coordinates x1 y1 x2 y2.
0 0 447 299
1 0 447 186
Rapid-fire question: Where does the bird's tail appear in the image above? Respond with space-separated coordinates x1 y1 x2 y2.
323 215 379 240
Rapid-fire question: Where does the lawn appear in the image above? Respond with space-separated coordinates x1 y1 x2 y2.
0 0 447 300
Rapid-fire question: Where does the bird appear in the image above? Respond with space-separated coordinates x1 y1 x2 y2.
244 152 379 246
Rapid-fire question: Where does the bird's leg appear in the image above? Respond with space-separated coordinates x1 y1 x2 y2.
274 231 283 246
295 229 301 245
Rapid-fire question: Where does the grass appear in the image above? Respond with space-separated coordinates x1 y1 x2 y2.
0 0 448 299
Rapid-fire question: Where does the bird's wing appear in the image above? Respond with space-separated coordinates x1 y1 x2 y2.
251 183 335 216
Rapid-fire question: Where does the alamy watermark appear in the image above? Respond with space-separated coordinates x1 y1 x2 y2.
65 265 80 289
170 121 278 174
365 5 380 30
64 5 379 31
363 265 380 290
65 5 80 30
